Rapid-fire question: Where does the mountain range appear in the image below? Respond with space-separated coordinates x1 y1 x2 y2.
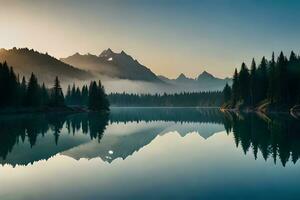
0 48 92 84
0 47 231 92
158 71 231 92
61 48 161 82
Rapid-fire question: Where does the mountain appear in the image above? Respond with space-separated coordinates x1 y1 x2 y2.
159 71 232 91
0 48 93 85
61 48 162 82
197 70 216 81
176 73 195 83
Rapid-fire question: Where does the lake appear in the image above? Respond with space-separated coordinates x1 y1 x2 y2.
1 108 300 200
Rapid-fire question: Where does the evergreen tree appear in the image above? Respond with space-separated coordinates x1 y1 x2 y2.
88 81 98 111
8 67 18 106
0 62 11 107
88 81 109 111
25 73 41 107
250 58 257 106
81 85 89 106
223 83 232 103
20 76 27 106
49 77 64 107
97 80 110 111
268 52 276 103
41 83 49 106
65 85 71 104
231 68 239 106
257 56 268 102
276 52 288 104
238 63 250 105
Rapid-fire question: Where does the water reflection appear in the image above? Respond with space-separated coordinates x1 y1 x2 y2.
226 112 300 166
0 108 300 167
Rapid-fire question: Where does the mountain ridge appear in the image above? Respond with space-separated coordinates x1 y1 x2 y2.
158 71 232 91
0 47 93 85
61 49 162 82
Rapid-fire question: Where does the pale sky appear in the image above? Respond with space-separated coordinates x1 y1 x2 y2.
1 0 300 78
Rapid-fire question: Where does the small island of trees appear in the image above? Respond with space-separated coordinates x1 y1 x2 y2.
0 61 109 113
222 51 300 112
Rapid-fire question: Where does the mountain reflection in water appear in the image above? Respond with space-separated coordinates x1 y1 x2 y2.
0 108 299 167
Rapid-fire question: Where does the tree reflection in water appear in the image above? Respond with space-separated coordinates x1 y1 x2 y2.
0 108 299 167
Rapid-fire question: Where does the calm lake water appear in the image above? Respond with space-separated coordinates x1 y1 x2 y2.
1 108 300 200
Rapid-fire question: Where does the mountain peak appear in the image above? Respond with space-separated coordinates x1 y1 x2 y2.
73 52 81 56
99 48 114 57
197 70 215 80
177 73 187 79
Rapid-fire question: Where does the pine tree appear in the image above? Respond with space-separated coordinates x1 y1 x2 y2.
238 63 250 105
257 56 268 102
49 77 65 107
20 76 27 106
97 80 110 111
276 52 288 104
41 83 49 106
231 68 239 106
8 67 18 106
88 81 109 111
25 73 41 107
81 85 89 106
88 81 98 111
65 85 71 105
268 52 276 103
71 83 76 105
0 62 10 107
223 83 232 103
250 58 257 106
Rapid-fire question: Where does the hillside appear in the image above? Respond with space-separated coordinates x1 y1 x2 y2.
61 48 162 82
0 48 93 85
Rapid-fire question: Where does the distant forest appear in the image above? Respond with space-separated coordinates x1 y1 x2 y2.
107 92 223 107
223 51 300 110
0 62 109 112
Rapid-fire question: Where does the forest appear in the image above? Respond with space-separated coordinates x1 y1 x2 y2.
223 51 300 111
107 92 223 107
0 62 109 112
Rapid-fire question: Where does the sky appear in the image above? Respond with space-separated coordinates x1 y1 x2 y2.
1 0 300 78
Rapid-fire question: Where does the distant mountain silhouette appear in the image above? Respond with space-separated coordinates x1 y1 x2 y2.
61 48 162 82
0 48 93 84
159 71 232 91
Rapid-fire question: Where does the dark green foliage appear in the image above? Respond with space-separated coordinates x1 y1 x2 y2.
65 81 109 111
250 58 257 105
88 81 110 111
257 56 268 102
65 84 89 106
222 83 232 103
268 52 276 103
108 91 223 107
223 51 300 109
231 68 239 105
0 62 19 107
49 77 65 107
0 62 66 109
41 83 49 106
228 112 300 166
238 63 250 105
25 73 41 107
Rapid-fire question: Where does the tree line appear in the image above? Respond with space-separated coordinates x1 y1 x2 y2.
107 92 223 107
65 81 109 111
223 51 300 110
224 112 300 166
0 62 109 112
0 113 109 162
0 61 64 108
